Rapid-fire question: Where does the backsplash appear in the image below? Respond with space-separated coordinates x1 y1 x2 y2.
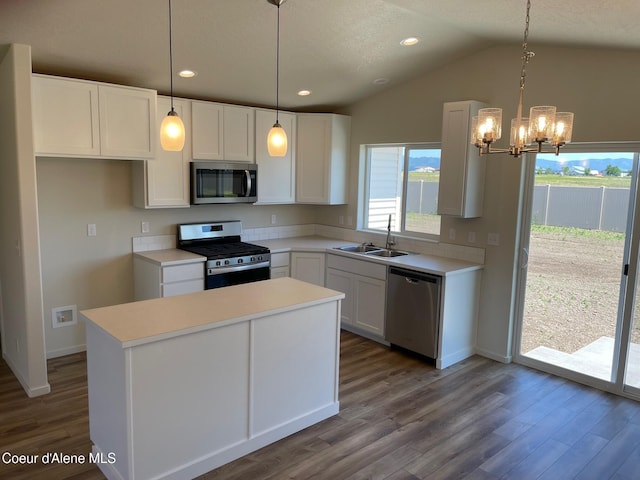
132 224 485 264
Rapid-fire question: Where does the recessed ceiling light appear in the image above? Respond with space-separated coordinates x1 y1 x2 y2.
400 37 419 46
178 69 197 78
297 89 312 96
373 78 389 85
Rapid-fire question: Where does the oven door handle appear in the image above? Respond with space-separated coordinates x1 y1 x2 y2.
208 261 270 275
244 170 252 197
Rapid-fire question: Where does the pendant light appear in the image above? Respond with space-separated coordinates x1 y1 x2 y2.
267 0 288 157
471 0 574 158
160 0 185 151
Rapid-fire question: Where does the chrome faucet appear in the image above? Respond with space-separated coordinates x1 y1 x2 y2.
385 214 395 250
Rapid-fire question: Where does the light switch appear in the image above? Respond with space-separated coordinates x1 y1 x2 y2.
487 232 500 246
87 224 97 236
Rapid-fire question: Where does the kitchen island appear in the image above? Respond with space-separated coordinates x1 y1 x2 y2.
81 277 344 480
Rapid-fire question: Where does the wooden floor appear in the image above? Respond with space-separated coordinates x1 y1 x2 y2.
2 331 640 480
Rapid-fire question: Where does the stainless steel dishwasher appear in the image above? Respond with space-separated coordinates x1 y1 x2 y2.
385 267 441 359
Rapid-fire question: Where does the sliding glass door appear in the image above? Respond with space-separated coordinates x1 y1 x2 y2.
515 145 640 398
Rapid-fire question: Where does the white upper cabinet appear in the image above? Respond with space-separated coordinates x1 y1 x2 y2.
32 75 100 157
255 109 296 204
132 96 191 209
296 113 350 205
98 85 157 159
191 101 224 160
437 100 487 218
32 74 156 159
223 105 255 162
191 101 255 162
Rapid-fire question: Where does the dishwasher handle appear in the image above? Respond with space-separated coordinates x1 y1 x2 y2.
389 267 441 285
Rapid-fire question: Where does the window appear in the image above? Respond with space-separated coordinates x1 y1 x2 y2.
362 143 441 238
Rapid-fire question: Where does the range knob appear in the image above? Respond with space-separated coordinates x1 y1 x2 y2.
224 260 230 265
250 256 255 262
215 261 221 267
257 255 263 261
238 258 243 264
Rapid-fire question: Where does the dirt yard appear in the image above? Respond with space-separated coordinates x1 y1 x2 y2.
521 226 640 354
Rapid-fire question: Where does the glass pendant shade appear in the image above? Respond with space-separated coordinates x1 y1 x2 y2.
551 112 574 146
528 106 556 142
267 122 288 157
477 108 502 143
510 117 530 149
160 110 185 151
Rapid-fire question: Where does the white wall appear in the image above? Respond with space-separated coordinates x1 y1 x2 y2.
325 44 640 363
0 44 49 396
36 157 320 357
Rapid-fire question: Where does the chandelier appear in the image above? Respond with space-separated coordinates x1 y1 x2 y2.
471 0 574 158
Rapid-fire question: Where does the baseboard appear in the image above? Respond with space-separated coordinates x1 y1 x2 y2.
436 346 476 369
475 347 512 364
47 344 86 359
2 352 51 397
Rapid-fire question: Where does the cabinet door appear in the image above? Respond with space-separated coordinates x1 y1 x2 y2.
191 101 224 160
296 114 331 203
255 109 296 204
290 252 325 287
354 276 386 336
326 268 354 326
437 100 486 218
98 85 157 159
224 105 255 162
32 75 100 157
137 97 191 208
296 113 349 205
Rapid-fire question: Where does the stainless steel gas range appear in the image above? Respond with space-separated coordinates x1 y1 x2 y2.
177 221 270 289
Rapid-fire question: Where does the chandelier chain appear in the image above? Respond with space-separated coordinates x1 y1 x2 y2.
519 0 533 91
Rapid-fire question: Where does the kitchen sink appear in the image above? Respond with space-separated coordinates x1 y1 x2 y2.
366 249 409 257
336 244 383 253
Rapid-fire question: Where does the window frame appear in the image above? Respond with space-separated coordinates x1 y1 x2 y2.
361 142 442 241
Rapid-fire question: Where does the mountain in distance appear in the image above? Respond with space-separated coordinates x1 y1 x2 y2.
535 157 633 173
409 155 632 173
408 155 441 171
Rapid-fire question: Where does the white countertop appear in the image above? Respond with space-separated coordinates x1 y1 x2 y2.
133 248 206 266
81 277 344 348
132 236 483 276
255 236 483 276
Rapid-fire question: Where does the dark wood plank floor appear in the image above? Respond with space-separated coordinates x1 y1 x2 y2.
2 331 640 479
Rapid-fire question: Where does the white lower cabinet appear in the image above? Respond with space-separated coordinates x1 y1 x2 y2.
270 252 290 279
290 252 325 287
134 257 204 301
326 254 387 339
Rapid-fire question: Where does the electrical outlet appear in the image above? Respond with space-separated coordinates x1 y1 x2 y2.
87 223 96 236
271 214 277 225
141 221 150 233
488 232 500 246
448 228 456 240
339 215 345 225
468 231 476 243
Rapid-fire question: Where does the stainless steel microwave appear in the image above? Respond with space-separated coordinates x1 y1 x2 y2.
190 162 257 205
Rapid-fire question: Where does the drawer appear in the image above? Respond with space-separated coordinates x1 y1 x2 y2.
162 279 204 297
162 263 204 283
326 254 386 280
270 252 290 268
270 266 290 279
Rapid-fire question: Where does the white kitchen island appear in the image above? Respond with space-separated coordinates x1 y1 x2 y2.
81 277 344 480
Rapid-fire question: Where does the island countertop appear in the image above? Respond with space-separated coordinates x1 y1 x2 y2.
81 277 345 348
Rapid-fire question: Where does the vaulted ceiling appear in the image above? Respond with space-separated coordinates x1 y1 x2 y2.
1 0 639 111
